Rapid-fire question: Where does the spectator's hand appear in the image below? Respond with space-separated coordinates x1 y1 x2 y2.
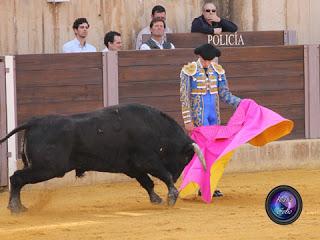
210 15 221 23
185 122 194 134
214 28 222 34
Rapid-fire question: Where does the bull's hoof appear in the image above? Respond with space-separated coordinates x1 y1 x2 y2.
150 192 163 204
167 188 179 206
8 202 28 214
150 193 163 205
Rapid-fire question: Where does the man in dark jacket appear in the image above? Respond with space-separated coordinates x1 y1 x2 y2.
191 1 237 34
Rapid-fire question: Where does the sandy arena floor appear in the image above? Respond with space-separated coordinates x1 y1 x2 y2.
0 169 319 240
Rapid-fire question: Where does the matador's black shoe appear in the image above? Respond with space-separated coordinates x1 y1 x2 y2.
212 189 223 197
198 189 224 197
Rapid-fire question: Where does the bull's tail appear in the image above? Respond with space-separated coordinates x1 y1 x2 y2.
0 123 31 144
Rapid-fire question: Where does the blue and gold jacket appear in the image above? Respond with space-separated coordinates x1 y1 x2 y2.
180 59 241 125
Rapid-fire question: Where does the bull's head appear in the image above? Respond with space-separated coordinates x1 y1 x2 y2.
164 141 206 183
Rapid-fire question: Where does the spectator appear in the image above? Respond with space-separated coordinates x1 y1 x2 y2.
135 5 172 50
191 1 238 34
63 18 97 53
140 18 175 50
103 31 122 52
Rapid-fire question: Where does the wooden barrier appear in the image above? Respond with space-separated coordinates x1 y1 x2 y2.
0 57 8 187
118 46 304 139
118 49 194 125
142 31 296 49
15 53 104 124
219 46 305 138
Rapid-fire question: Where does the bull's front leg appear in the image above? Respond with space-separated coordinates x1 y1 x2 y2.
135 174 163 204
149 168 179 206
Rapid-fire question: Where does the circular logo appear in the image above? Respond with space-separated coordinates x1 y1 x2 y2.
265 185 302 225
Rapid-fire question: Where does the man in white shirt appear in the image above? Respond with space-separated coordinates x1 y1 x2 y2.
102 31 122 52
140 18 175 50
63 18 97 53
135 5 172 50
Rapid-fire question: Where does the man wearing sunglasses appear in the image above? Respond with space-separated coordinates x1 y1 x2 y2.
191 1 237 34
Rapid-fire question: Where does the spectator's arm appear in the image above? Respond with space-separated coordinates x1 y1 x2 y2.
135 31 143 50
220 18 238 32
166 27 173 33
139 44 151 50
191 18 214 34
62 44 70 53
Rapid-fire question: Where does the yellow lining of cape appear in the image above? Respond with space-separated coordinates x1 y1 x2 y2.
179 151 234 199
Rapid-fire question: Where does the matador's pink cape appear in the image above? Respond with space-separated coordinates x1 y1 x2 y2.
179 99 293 203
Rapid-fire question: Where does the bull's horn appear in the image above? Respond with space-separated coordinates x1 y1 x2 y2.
192 143 206 171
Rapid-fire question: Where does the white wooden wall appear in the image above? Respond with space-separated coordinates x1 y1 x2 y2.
0 0 319 54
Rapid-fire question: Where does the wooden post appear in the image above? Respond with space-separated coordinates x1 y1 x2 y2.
304 45 320 138
0 58 8 187
5 56 18 182
103 51 119 107
284 30 297 45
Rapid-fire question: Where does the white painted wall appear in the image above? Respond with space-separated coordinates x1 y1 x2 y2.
232 0 320 44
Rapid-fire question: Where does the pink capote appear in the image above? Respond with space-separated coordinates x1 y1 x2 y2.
179 99 293 203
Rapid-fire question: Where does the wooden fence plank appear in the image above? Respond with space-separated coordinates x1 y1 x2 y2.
119 60 303 82
17 85 103 104
15 53 104 127
16 68 102 87
118 46 303 66
220 46 303 62
15 53 102 71
18 101 103 124
119 75 304 99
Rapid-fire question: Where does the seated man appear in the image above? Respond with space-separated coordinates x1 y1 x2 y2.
191 1 237 34
103 31 122 52
135 5 172 50
63 18 96 53
139 18 175 50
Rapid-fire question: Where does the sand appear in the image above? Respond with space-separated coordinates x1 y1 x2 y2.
0 169 319 240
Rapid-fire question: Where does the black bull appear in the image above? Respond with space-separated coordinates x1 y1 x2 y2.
0 104 206 213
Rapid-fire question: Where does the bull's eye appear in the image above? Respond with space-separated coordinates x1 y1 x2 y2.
97 128 104 135
185 156 190 163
